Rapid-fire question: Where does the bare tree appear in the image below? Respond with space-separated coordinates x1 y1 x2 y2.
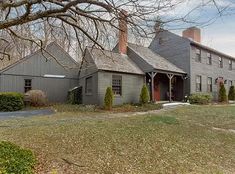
0 0 233 61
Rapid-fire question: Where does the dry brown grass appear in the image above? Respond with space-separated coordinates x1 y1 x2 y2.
0 105 235 173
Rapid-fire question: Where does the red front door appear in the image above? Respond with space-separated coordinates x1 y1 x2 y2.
154 80 160 101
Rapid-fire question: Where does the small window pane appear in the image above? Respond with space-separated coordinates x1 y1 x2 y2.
195 48 201 62
196 75 202 92
219 57 223 68
24 79 32 93
85 77 93 94
229 80 233 87
229 60 232 70
207 53 212 65
207 77 212 92
112 75 122 96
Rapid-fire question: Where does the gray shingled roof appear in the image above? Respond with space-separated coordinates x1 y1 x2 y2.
0 42 78 73
128 43 186 74
0 57 19 71
87 48 144 75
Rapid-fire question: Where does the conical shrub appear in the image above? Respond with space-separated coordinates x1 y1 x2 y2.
139 84 150 104
228 85 235 101
104 87 114 110
218 83 227 102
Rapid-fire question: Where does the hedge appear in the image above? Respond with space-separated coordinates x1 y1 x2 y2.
228 85 235 101
188 93 212 105
0 92 24 112
0 141 36 174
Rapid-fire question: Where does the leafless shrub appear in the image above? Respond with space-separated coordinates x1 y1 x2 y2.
25 90 47 107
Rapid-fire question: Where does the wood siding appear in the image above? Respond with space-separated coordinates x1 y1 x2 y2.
0 43 79 102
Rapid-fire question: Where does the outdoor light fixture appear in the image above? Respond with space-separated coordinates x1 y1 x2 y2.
44 74 65 78
183 75 189 80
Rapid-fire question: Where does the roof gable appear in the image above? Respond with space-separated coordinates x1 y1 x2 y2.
86 47 144 75
156 30 235 61
0 42 78 73
128 43 186 74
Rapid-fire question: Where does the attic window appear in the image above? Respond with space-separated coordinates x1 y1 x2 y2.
24 79 32 93
112 75 122 96
229 60 232 70
219 57 223 68
207 53 212 65
195 48 201 62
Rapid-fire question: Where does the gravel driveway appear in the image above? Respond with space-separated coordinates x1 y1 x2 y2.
0 109 55 119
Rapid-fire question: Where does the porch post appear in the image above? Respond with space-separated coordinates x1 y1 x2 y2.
167 74 174 102
148 72 157 102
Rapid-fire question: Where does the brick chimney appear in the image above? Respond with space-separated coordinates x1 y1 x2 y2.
182 27 201 43
118 10 128 54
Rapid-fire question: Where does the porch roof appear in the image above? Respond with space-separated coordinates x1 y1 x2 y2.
128 43 186 75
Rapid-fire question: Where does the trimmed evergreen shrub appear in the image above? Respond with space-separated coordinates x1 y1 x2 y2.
218 83 227 102
104 87 114 110
25 90 47 107
0 92 24 111
188 93 212 105
228 85 235 101
139 84 150 104
0 141 36 174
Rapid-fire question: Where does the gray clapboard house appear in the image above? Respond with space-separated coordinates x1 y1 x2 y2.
1 16 234 105
78 47 145 105
78 43 187 105
0 42 79 102
150 27 235 99
78 13 187 105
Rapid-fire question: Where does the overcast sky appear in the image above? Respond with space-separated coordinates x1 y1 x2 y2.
166 0 235 57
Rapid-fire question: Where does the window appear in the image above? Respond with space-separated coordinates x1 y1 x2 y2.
112 75 122 96
196 75 202 92
229 80 233 87
207 53 212 65
24 79 32 93
85 76 93 94
195 48 201 62
207 77 212 92
229 60 232 70
219 57 223 68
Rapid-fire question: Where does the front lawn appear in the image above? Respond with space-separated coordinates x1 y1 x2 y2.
0 105 235 173
52 103 163 113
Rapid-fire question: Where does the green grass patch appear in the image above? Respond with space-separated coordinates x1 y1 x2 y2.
0 141 36 174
